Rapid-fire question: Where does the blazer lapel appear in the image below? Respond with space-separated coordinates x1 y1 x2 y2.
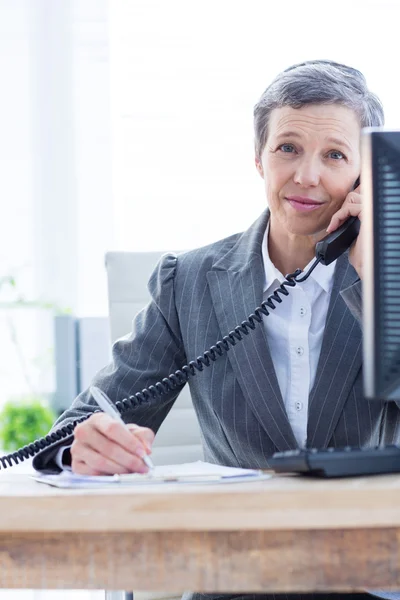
206 210 298 452
307 254 363 448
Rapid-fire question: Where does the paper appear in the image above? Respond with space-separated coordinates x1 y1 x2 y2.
33 460 271 488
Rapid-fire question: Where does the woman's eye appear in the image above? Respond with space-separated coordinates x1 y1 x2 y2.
329 150 345 160
278 144 295 153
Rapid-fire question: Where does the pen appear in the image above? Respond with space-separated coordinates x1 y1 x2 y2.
90 385 154 471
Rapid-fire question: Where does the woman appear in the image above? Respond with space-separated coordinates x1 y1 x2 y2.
34 59 397 600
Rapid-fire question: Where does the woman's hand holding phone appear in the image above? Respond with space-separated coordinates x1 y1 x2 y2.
326 181 363 279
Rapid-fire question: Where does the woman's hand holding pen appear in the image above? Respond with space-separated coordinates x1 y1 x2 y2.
71 413 155 476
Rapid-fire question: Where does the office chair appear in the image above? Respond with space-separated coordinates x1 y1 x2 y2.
105 251 203 600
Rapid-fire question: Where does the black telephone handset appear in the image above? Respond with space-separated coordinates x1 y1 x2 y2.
1 176 364 472
314 176 361 266
315 216 360 266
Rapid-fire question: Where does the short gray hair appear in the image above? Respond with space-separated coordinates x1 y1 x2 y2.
253 59 385 159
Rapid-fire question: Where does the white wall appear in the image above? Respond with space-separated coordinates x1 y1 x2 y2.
109 0 400 253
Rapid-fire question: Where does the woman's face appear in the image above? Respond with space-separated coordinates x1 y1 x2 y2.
256 103 361 238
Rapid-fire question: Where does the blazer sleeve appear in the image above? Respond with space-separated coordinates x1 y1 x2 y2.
340 278 362 325
33 253 187 473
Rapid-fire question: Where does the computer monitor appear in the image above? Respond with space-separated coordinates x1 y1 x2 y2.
362 128 400 401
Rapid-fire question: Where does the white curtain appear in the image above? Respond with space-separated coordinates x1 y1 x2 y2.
0 0 113 414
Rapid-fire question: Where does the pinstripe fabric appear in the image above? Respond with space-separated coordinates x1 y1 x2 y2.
33 207 400 464
33 209 400 599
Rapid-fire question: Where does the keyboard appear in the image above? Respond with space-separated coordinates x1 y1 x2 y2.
269 445 400 478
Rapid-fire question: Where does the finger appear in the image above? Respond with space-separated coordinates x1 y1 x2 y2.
347 190 361 204
90 413 149 458
73 425 149 472
327 190 362 233
73 443 148 475
127 424 155 454
326 203 362 233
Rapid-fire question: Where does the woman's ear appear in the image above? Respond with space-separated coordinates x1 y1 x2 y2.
255 156 264 178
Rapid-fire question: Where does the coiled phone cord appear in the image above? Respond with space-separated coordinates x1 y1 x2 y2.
0 261 320 470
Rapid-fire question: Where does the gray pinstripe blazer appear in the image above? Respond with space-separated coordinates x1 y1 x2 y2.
34 208 400 473
33 208 400 600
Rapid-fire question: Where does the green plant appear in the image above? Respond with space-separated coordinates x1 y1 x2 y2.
0 397 55 451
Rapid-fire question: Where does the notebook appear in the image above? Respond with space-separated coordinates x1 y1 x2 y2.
33 460 271 488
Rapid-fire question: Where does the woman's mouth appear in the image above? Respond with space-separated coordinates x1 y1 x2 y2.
286 196 324 212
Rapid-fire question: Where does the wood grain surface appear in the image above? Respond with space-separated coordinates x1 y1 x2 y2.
0 474 399 590
0 529 398 591
0 473 399 532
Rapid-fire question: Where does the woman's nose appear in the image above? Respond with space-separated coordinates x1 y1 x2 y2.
293 159 321 187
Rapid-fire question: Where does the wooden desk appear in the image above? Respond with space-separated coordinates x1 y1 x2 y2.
0 472 400 592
